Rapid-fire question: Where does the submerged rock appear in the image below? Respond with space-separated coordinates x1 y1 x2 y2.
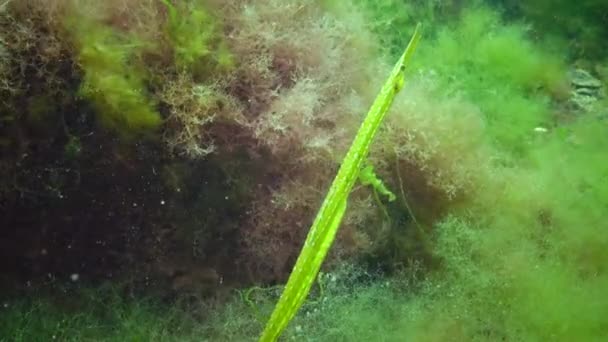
569 68 604 111
571 68 603 88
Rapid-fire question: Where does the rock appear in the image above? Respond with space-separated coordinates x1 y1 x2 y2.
569 68 604 111
571 92 598 112
570 68 603 89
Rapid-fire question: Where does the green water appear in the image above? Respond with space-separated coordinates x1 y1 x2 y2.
1 0 606 341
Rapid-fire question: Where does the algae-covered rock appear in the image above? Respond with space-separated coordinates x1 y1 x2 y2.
571 68 602 89
569 68 604 111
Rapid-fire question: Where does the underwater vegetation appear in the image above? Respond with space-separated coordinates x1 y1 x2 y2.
501 0 608 60
408 6 567 157
0 0 607 341
260 25 421 341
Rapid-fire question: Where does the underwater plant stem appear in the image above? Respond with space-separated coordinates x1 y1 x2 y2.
372 188 392 223
394 153 422 230
259 23 421 342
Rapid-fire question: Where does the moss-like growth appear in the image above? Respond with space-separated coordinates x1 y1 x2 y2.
353 0 463 56
354 3 568 157
65 10 161 137
396 113 608 340
503 0 608 60
417 7 567 155
159 74 227 157
2 1 607 340
161 0 233 76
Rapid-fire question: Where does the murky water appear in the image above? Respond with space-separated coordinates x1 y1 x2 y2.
1 1 607 340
